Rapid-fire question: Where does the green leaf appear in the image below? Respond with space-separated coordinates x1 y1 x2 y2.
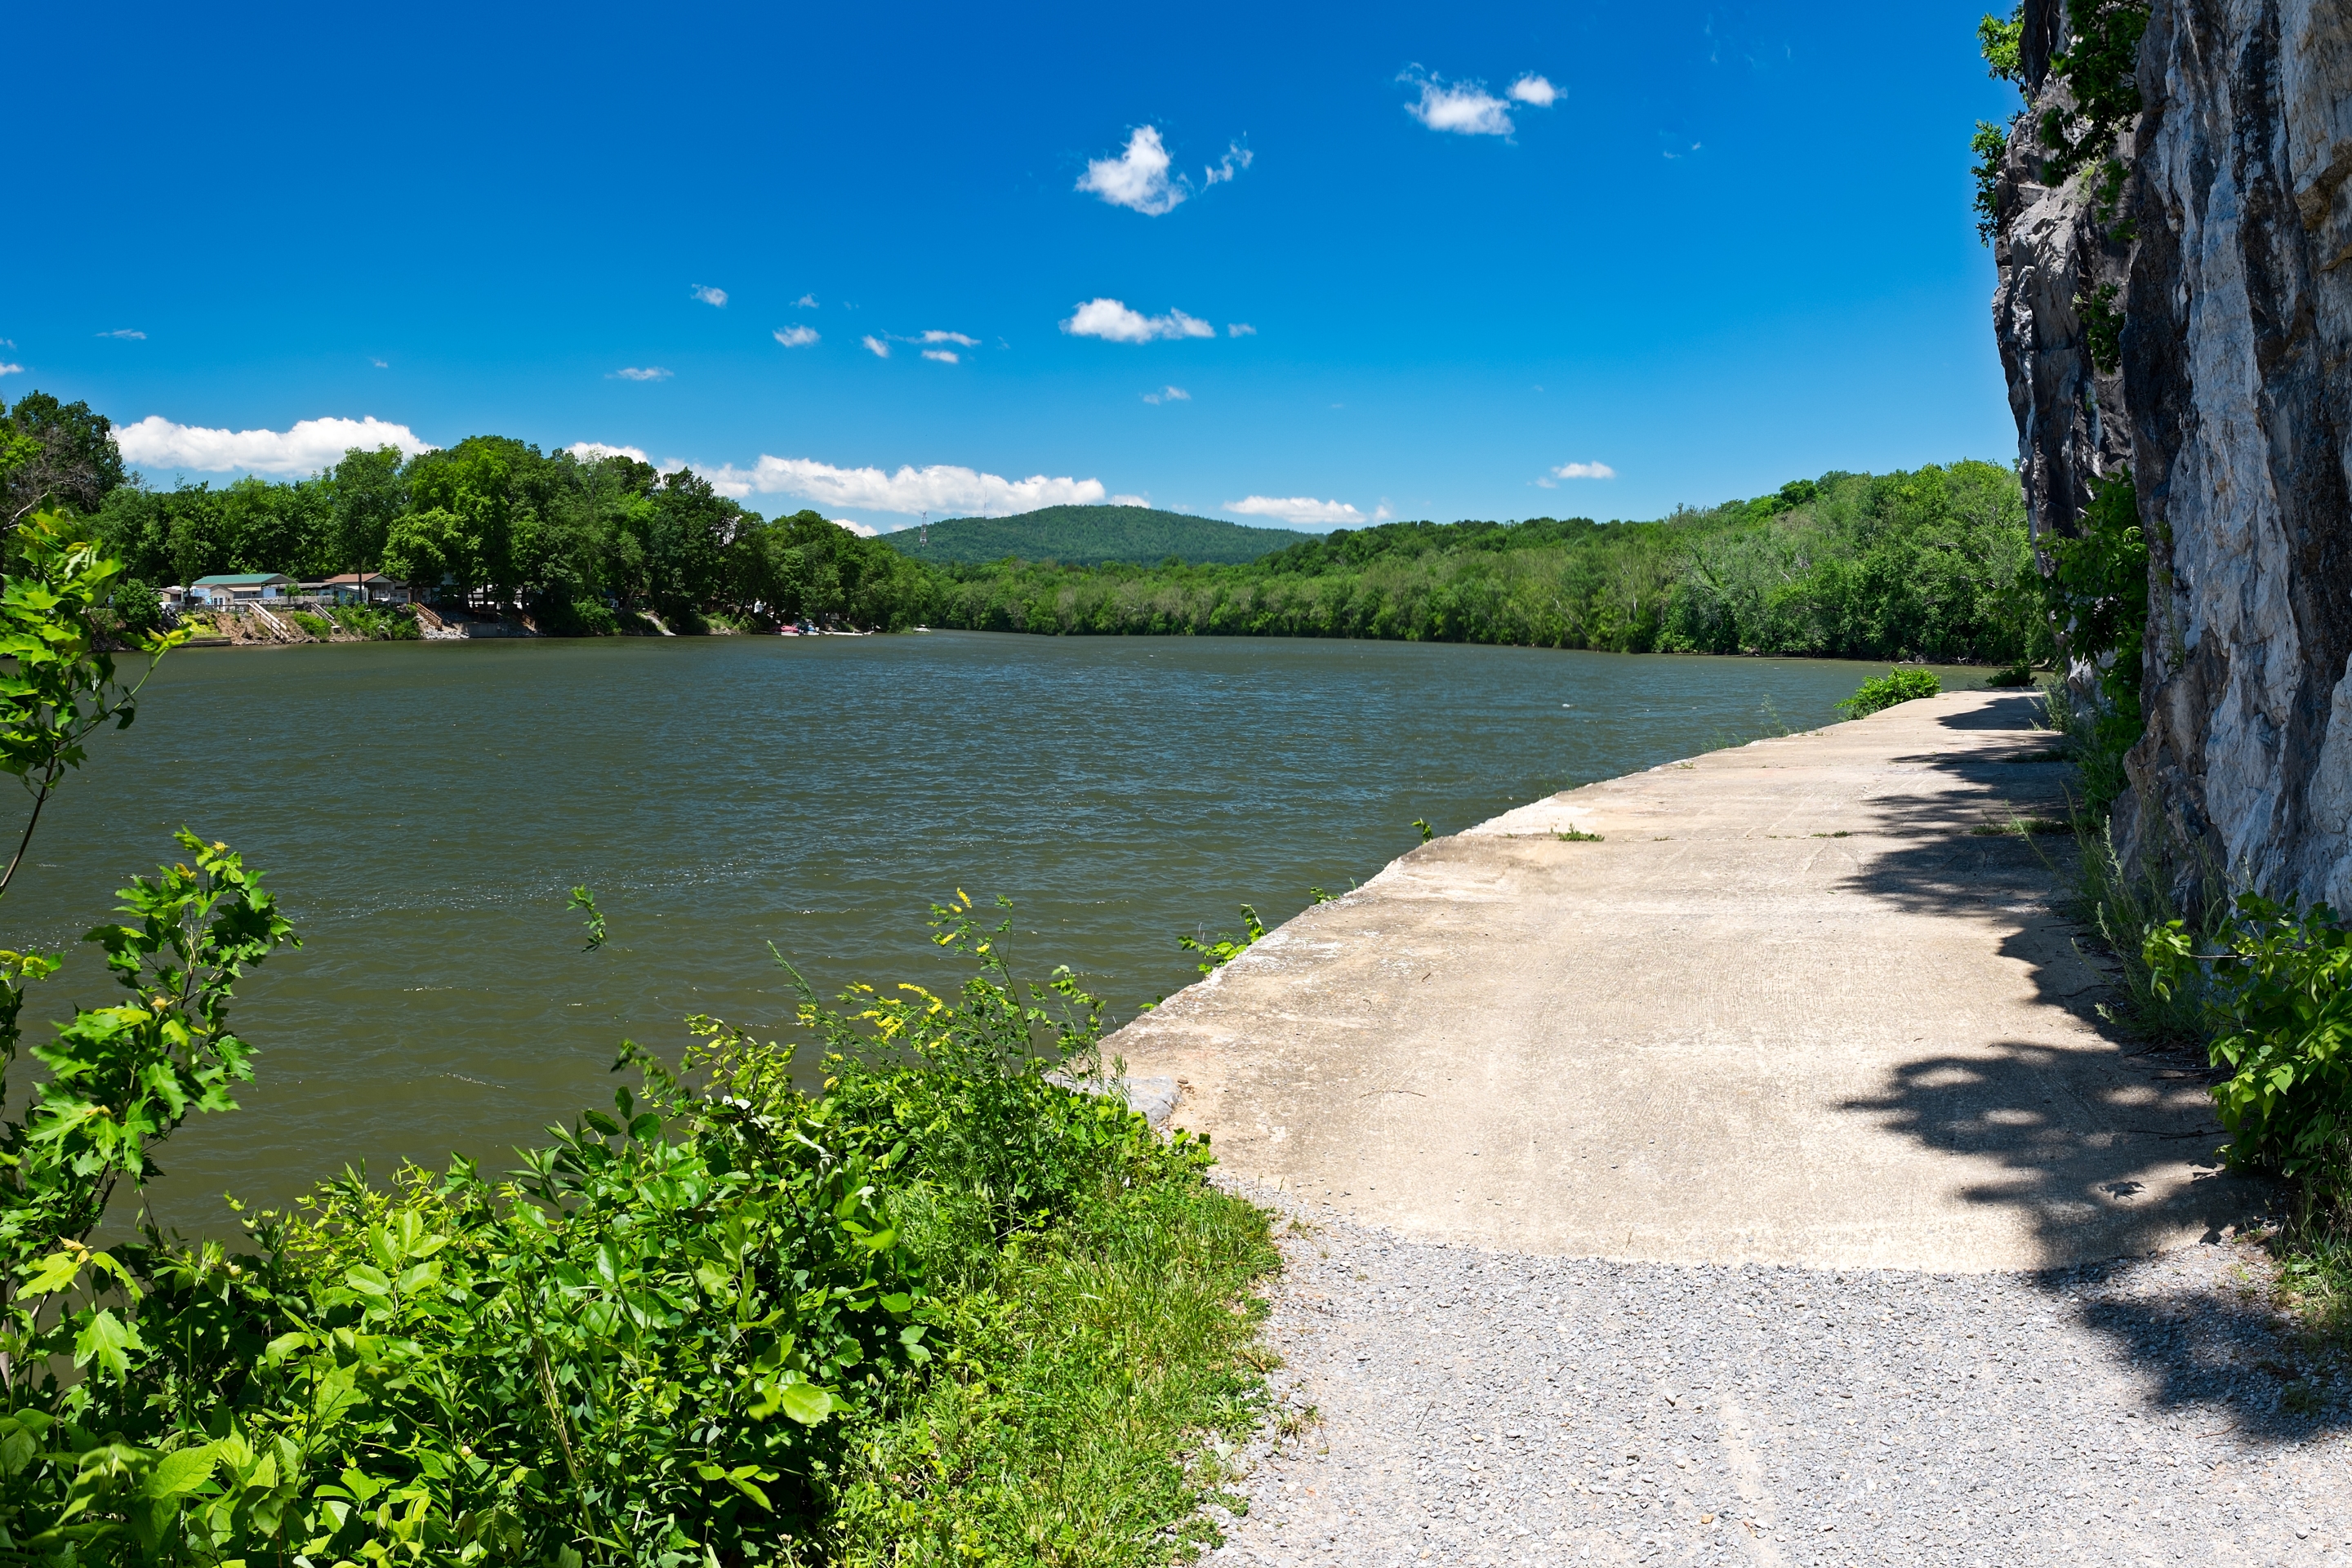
75 1307 144 1380
776 1380 833 1426
20 1250 84 1296
628 1111 662 1142
145 1444 220 1499
345 1263 392 1298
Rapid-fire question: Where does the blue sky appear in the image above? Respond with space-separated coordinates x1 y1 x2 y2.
5 2 2020 532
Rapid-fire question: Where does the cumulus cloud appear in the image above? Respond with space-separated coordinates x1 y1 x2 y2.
918 330 979 346
774 325 820 347
1111 492 1151 506
115 415 435 474
1061 297 1216 344
0 363 23 376
1401 69 1514 136
691 285 728 307
922 349 960 363
611 366 672 381
832 517 879 537
1224 495 1368 528
568 441 653 465
1508 74 1559 105
97 328 147 341
693 456 1108 516
1142 385 1190 404
861 335 889 359
793 293 817 308
1551 461 1616 479
1226 322 1256 337
1076 125 1251 215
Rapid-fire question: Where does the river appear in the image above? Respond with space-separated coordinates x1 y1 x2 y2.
18 632 1993 1228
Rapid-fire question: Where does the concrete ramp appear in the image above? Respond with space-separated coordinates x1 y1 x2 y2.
1104 690 2259 1272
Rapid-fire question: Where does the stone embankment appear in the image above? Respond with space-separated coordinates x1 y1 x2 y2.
1101 693 2350 1565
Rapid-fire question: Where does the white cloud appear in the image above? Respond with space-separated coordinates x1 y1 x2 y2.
694 455 1108 516
1061 297 1216 344
1508 74 1559 105
1077 125 1183 214
115 414 435 474
774 325 820 347
0 363 22 376
1550 461 1617 480
1142 385 1190 403
1076 125 1251 215
98 328 147 341
918 330 979 346
691 285 728 307
833 517 878 537
1226 322 1256 337
793 292 818 308
861 335 890 359
371 357 390 368
922 349 960 363
1225 495 1368 528
1401 69 1514 136
568 441 652 464
612 366 671 381
1111 492 1150 506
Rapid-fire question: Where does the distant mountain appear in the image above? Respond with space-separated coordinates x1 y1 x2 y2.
883 505 1316 565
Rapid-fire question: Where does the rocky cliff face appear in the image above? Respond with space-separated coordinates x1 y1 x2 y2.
1994 0 2352 909
1992 2 2136 562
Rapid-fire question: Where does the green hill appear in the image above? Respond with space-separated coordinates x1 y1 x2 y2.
884 505 1315 565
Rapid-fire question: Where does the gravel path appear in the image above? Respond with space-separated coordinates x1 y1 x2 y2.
1205 1186 2352 1567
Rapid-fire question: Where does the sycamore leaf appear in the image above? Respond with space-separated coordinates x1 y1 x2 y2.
76 1307 145 1380
20 1250 84 1296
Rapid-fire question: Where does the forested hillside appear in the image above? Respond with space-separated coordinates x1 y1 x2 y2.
924 461 2045 665
4 390 2038 662
886 504 1312 565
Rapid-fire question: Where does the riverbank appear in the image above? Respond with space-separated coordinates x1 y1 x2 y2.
1111 688 2249 1270
1111 691 2351 1564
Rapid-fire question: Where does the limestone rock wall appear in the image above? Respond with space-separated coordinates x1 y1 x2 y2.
2122 0 2352 907
1993 2 2136 561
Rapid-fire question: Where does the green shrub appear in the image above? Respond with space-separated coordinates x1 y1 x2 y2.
2149 893 2352 1185
287 609 332 638
328 604 421 640
1838 667 1941 719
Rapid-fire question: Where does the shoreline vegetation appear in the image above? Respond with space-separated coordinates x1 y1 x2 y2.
2 390 2047 669
0 500 1280 1565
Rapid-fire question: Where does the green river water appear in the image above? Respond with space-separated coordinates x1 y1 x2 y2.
16 632 1991 1230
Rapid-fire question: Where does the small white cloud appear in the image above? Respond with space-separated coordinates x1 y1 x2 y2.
1062 297 1217 344
1508 74 1559 105
1227 322 1256 337
1225 495 1367 527
97 328 148 341
371 357 390 368
692 455 1108 515
1076 125 1250 215
116 414 434 474
861 335 890 359
922 349 960 363
833 517 878 537
1549 461 1617 480
691 285 728 307
1401 69 1514 136
1142 385 1191 404
774 325 820 347
1111 492 1150 506
612 366 672 381
1078 125 1185 214
919 330 979 346
793 292 818 308
0 363 24 376
568 441 652 464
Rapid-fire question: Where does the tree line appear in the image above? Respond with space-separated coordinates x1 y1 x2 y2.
7 390 2042 663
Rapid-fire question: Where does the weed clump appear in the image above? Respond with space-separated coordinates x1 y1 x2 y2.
1838 667 1941 719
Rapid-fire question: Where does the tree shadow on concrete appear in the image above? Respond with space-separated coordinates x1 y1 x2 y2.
1834 695 2335 1440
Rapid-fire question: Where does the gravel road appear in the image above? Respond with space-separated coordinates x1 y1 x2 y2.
1204 1186 2352 1567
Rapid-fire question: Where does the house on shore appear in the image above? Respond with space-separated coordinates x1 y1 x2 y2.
305 572 411 606
191 572 293 608
158 585 189 612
